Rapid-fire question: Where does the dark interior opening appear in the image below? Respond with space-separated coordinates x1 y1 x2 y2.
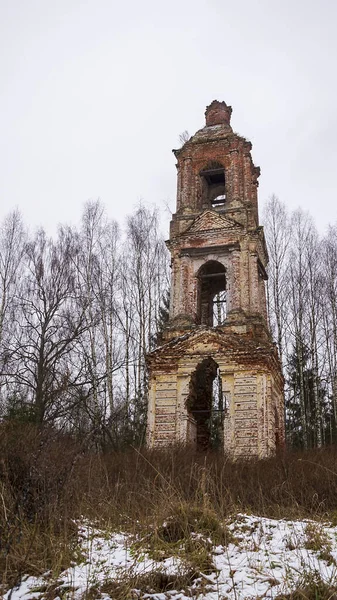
198 261 227 326
200 163 226 207
202 168 225 186
186 358 224 450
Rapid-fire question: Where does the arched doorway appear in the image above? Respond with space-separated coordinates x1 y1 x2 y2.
186 357 224 450
197 261 227 326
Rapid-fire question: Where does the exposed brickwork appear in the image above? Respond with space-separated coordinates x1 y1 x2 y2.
147 101 285 457
205 100 232 127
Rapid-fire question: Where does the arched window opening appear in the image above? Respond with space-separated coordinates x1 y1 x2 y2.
198 261 227 326
186 358 225 450
200 162 226 208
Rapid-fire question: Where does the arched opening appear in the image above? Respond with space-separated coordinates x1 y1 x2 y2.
186 358 224 450
198 261 227 326
200 162 226 208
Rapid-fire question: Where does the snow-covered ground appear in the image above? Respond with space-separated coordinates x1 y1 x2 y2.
3 514 337 599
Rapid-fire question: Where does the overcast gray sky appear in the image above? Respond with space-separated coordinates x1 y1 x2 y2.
1 0 336 236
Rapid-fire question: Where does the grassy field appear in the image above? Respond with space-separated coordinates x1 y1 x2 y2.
1 422 337 598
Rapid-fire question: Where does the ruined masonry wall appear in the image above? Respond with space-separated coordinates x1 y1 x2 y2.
147 356 284 457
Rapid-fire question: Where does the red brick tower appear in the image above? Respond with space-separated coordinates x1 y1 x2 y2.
147 101 284 457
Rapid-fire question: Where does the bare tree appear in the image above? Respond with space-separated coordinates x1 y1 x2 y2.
4 227 88 424
75 200 125 444
321 225 337 438
263 195 290 365
287 209 312 448
304 224 323 447
0 210 25 349
118 205 170 443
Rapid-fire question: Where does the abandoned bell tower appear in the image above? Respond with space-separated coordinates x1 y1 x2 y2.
147 100 284 457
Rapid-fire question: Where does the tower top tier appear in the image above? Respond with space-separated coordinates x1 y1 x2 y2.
171 100 260 228
205 100 232 127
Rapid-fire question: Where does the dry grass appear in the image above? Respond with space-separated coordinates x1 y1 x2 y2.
2 421 337 590
275 570 337 599
131 501 230 580
97 569 198 600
